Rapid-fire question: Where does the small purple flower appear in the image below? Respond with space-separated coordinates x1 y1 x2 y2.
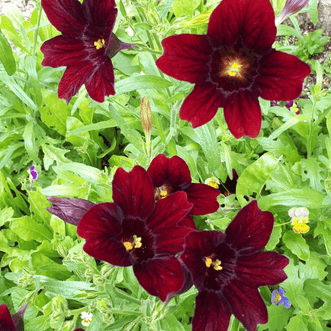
271 287 291 308
27 165 38 183
285 101 300 114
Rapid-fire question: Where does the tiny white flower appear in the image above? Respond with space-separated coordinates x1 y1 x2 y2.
126 27 134 37
81 311 93 327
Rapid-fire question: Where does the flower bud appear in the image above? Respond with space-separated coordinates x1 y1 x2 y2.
96 299 112 314
140 96 152 139
275 0 310 26
58 320 76 331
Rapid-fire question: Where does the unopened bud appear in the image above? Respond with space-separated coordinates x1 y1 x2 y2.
140 96 152 138
96 299 112 314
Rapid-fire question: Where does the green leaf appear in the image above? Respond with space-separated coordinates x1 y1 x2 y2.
304 279 331 304
258 188 325 210
41 143 70 170
259 304 290 331
300 252 327 280
265 226 282 250
236 152 279 206
283 231 310 260
314 222 331 257
194 121 221 172
23 121 38 161
309 0 318 25
172 0 200 17
285 315 308 331
10 216 53 242
0 29 16 75
301 158 325 192
115 75 172 94
0 207 14 227
25 315 50 331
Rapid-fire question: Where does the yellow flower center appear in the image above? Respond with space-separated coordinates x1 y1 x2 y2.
123 235 142 251
204 256 222 271
272 292 281 304
227 62 242 77
205 178 219 189
291 103 300 114
94 38 105 50
154 182 172 200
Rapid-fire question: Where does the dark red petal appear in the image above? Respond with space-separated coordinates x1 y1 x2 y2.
253 50 311 101
225 201 274 255
41 0 88 37
178 215 196 229
0 304 16 331
58 64 96 104
235 251 289 286
77 203 132 266
133 257 184 301
147 154 191 188
185 183 220 215
147 192 193 255
180 231 224 291
47 197 95 226
207 0 276 52
41 36 90 68
179 83 224 128
85 57 115 102
223 90 261 139
192 291 231 331
223 280 268 331
156 34 212 84
112 166 155 220
82 0 117 48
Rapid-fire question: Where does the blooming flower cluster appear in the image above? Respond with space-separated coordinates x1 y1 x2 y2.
47 154 289 331
288 207 310 233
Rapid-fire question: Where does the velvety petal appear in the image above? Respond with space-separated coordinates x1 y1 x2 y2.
179 83 224 128
133 257 185 301
85 57 115 102
180 231 224 291
253 50 311 101
223 280 268 331
47 197 95 226
207 0 276 53
147 154 191 188
41 0 88 37
82 0 117 46
235 251 289 286
147 192 193 255
0 304 16 331
178 215 196 229
223 90 261 138
156 34 212 84
41 35 91 68
112 166 155 220
185 183 220 215
77 203 132 266
225 201 274 255
58 64 96 104
192 291 231 331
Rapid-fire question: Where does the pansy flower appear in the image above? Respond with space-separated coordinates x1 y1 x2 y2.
77 166 194 301
156 0 310 138
288 207 309 233
285 101 301 114
41 0 133 103
180 201 289 331
271 287 291 308
0 303 27 331
147 154 220 215
27 165 38 183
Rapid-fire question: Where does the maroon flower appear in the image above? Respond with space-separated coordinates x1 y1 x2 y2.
77 166 194 301
156 0 310 138
0 303 27 331
41 0 133 103
147 154 220 216
180 201 289 331
47 197 95 225
219 169 238 196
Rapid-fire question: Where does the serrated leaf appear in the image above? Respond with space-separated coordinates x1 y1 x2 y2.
10 216 53 242
304 279 331 304
236 152 279 206
259 304 289 331
301 158 325 192
194 121 221 172
41 143 70 170
285 315 308 331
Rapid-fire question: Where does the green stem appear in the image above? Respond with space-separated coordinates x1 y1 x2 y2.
307 97 317 157
32 4 43 55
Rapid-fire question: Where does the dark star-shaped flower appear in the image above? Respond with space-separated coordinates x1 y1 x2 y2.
147 154 220 216
180 201 289 331
156 0 311 138
76 165 194 301
41 0 133 103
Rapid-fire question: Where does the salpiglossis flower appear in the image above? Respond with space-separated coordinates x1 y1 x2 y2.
147 154 220 215
275 0 310 26
156 0 311 138
271 287 291 308
41 0 133 104
0 303 27 331
77 166 194 301
180 201 289 331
